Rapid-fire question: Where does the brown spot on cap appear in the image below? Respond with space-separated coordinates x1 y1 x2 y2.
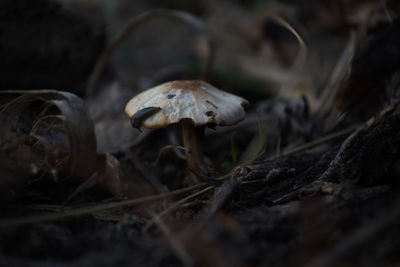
205 110 214 116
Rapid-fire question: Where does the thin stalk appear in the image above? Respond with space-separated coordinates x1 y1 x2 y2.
181 120 206 179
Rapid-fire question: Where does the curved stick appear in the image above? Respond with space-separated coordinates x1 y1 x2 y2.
86 9 214 95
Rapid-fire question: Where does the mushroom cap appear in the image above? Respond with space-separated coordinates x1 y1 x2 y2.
125 80 249 128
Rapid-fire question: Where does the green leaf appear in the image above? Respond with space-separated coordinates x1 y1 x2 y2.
230 133 239 168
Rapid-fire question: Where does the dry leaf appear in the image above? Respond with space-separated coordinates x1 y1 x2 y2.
0 90 97 201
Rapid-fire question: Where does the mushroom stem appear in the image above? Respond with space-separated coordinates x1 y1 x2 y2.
181 120 205 178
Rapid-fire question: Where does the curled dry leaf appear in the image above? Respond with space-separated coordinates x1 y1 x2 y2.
0 90 97 201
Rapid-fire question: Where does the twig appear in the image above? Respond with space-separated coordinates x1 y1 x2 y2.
319 102 400 182
199 178 238 227
0 182 209 227
144 186 214 231
260 125 358 163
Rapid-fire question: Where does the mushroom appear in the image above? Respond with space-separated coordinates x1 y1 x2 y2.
125 80 249 177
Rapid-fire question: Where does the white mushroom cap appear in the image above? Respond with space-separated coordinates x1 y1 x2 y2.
125 80 249 128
